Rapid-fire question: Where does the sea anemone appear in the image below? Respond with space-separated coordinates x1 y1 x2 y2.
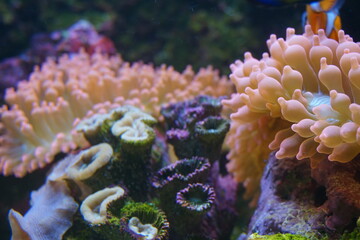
222 25 360 201
0 50 231 177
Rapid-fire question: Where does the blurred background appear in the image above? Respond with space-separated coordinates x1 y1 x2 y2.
0 0 359 75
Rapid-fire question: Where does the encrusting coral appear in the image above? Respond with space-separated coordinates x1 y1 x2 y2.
0 49 232 177
222 25 360 202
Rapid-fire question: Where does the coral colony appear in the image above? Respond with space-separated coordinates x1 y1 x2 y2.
0 51 231 177
3 24 360 240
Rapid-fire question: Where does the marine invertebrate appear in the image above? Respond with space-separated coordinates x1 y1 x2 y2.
222 25 360 201
0 20 116 107
0 49 231 177
172 183 216 238
75 106 157 201
161 95 230 163
67 186 127 239
152 157 213 239
80 186 126 225
127 217 158 240
66 143 114 193
119 202 169 240
152 156 211 201
176 183 215 213
8 180 78 240
75 105 157 149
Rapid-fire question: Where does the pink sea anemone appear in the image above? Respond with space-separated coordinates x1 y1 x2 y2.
223 25 360 202
0 50 232 177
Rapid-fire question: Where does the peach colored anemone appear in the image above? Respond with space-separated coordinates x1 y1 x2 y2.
0 50 232 177
222 25 360 201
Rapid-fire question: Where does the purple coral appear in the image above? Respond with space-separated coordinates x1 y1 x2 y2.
152 157 211 191
176 183 215 213
160 95 229 162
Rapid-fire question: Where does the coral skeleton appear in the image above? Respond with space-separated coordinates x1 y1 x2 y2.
0 50 231 177
222 25 360 201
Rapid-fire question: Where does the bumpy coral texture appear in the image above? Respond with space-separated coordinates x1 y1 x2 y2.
0 50 232 177
222 25 360 200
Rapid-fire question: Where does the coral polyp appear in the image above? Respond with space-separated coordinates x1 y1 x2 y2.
161 95 230 162
176 183 215 213
80 186 126 225
223 25 360 201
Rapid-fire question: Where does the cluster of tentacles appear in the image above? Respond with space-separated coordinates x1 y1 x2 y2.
223 25 360 202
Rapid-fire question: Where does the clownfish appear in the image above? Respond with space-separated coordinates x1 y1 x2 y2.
250 0 345 40
305 0 345 40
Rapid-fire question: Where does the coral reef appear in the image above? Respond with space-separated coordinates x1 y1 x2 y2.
222 25 360 203
152 157 211 204
152 157 215 239
71 106 157 201
75 106 157 201
80 186 125 225
119 202 169 240
6 100 238 239
0 20 116 102
55 20 116 56
173 183 216 236
246 152 328 239
65 143 114 194
0 49 231 177
161 95 230 163
66 187 169 240
311 155 360 230
247 233 309 240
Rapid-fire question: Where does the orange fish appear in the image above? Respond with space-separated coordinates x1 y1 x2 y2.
251 0 345 40
304 0 345 40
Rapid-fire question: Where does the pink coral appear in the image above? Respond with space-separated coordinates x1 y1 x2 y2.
223 25 360 201
0 50 232 177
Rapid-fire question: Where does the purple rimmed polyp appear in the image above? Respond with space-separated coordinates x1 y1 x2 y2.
176 183 215 214
152 157 211 190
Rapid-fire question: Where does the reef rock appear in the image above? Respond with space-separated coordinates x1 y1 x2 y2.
247 152 328 239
